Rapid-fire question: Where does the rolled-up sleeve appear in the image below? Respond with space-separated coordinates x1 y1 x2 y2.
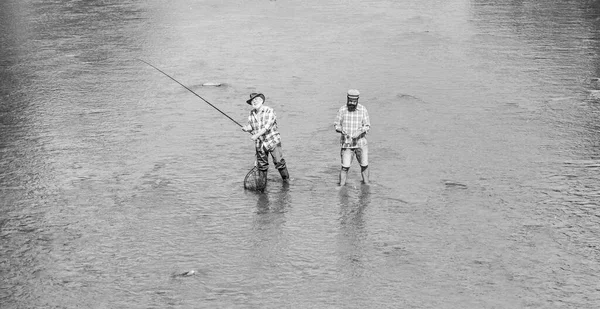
361 109 370 133
334 108 343 131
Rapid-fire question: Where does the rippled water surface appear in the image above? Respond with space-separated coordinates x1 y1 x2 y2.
2 0 600 308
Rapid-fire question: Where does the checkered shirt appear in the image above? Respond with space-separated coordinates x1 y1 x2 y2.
247 105 281 151
334 103 370 148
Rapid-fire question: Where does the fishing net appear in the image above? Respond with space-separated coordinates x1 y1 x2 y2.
244 166 267 191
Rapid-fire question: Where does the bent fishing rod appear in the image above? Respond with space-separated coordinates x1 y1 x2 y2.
137 59 242 128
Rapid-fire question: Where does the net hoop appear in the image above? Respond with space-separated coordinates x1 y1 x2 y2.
244 166 266 191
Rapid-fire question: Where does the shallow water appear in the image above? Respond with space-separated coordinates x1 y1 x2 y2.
2 0 600 308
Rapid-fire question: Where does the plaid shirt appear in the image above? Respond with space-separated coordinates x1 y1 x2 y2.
334 103 370 148
247 105 281 151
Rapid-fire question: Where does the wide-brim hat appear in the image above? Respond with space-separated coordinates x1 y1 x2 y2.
246 93 265 104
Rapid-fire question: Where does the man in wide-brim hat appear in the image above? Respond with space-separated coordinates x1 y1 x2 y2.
242 92 289 189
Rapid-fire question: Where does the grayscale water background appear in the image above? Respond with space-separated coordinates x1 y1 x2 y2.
2 0 600 308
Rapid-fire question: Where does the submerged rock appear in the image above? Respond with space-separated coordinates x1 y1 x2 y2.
174 270 196 277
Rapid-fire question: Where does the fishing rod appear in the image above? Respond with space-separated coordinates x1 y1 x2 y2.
137 59 242 127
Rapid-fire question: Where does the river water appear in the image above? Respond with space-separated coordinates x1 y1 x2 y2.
1 0 600 308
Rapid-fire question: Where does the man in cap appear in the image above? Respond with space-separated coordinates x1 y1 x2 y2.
242 92 289 187
334 89 371 186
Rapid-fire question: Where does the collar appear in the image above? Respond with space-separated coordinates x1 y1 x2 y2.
252 105 266 113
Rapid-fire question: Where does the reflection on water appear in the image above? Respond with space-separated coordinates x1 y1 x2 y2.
337 185 371 279
254 185 291 215
250 187 291 261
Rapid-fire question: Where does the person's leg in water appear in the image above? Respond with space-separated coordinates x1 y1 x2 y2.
339 148 353 186
356 146 369 184
339 166 350 186
360 165 369 184
256 146 269 190
271 143 289 183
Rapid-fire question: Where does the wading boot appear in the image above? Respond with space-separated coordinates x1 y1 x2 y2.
257 170 268 191
278 167 290 184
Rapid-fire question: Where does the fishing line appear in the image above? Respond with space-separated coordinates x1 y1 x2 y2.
137 59 242 127
138 59 265 190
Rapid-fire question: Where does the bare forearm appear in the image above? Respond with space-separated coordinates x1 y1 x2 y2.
251 128 267 140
